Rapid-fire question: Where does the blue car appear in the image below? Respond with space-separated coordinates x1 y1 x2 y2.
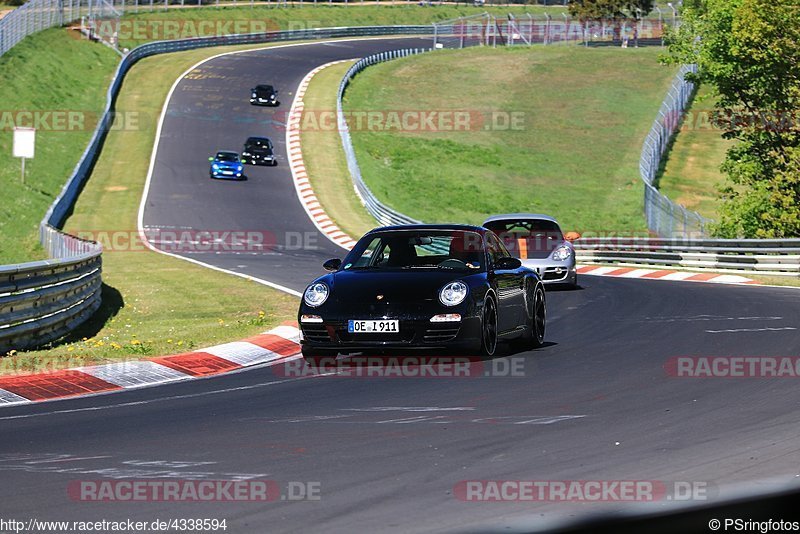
209 151 244 180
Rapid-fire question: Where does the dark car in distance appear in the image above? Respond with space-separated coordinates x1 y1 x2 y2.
298 225 546 360
242 137 276 166
250 84 278 106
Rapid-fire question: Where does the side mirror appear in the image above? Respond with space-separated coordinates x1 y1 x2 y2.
495 257 522 271
208 157 214 162
564 231 581 242
323 258 342 272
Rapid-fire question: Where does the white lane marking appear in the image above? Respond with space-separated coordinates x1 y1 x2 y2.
23 455 113 464
0 372 320 422
340 406 476 412
705 327 797 334
642 315 784 323
136 38 422 296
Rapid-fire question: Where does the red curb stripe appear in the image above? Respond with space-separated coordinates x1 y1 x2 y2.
605 267 638 276
151 352 242 377
244 334 301 356
0 371 122 401
685 272 721 282
642 270 671 278
576 265 597 274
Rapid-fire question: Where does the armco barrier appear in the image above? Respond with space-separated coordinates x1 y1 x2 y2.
574 237 800 276
3 25 437 353
1 227 102 353
337 48 429 227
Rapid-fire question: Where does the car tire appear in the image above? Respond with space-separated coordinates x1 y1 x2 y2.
512 282 546 351
479 295 498 358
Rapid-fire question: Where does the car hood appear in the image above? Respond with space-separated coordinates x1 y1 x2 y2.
324 269 477 305
214 160 241 168
504 239 570 260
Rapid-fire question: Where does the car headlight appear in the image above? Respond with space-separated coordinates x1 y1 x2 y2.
236 165 243 171
552 245 572 261
439 281 468 307
212 164 219 170
304 282 329 307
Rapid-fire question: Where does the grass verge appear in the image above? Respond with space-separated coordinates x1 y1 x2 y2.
0 29 119 263
300 59 377 239
116 5 565 49
343 45 677 234
1 40 304 375
656 85 732 221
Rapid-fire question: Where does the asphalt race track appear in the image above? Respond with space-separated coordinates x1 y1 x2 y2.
2 38 800 533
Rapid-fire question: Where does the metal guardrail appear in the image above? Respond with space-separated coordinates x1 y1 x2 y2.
574 237 800 276
337 48 429 227
640 64 712 237
1 227 102 353
3 25 437 353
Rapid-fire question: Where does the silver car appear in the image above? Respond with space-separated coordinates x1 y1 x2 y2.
483 214 579 288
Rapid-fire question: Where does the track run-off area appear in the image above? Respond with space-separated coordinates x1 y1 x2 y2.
2 37 800 532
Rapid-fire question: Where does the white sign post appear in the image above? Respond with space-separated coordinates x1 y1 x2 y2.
13 127 35 184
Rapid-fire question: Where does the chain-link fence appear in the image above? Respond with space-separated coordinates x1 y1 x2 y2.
433 13 672 49
640 64 712 237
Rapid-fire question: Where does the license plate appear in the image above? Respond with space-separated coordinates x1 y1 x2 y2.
348 319 399 334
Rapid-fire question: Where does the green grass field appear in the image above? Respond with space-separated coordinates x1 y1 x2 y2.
0 29 119 263
116 4 564 49
1 40 303 374
343 46 677 234
657 85 731 221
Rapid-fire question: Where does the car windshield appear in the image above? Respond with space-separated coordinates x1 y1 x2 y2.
343 230 485 271
484 219 564 256
246 139 271 149
216 152 239 162
255 85 274 93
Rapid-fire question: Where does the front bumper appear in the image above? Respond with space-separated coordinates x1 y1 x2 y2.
211 168 243 179
298 313 482 353
242 154 276 166
521 258 577 284
250 97 277 106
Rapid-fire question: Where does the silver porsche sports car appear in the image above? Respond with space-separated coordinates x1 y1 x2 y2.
483 214 579 288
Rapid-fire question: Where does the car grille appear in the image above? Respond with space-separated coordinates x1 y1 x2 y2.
423 324 461 343
542 267 570 281
301 324 331 343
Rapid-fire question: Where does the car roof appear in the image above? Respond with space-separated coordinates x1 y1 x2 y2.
366 224 487 235
254 84 274 90
482 213 560 225
246 137 271 143
216 150 239 157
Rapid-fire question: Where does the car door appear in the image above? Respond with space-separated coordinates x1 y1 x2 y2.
486 232 526 333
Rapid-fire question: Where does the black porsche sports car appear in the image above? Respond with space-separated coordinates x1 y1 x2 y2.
250 84 278 106
242 137 276 166
298 225 546 360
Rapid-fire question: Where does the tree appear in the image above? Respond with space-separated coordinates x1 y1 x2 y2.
569 0 655 45
664 0 800 238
